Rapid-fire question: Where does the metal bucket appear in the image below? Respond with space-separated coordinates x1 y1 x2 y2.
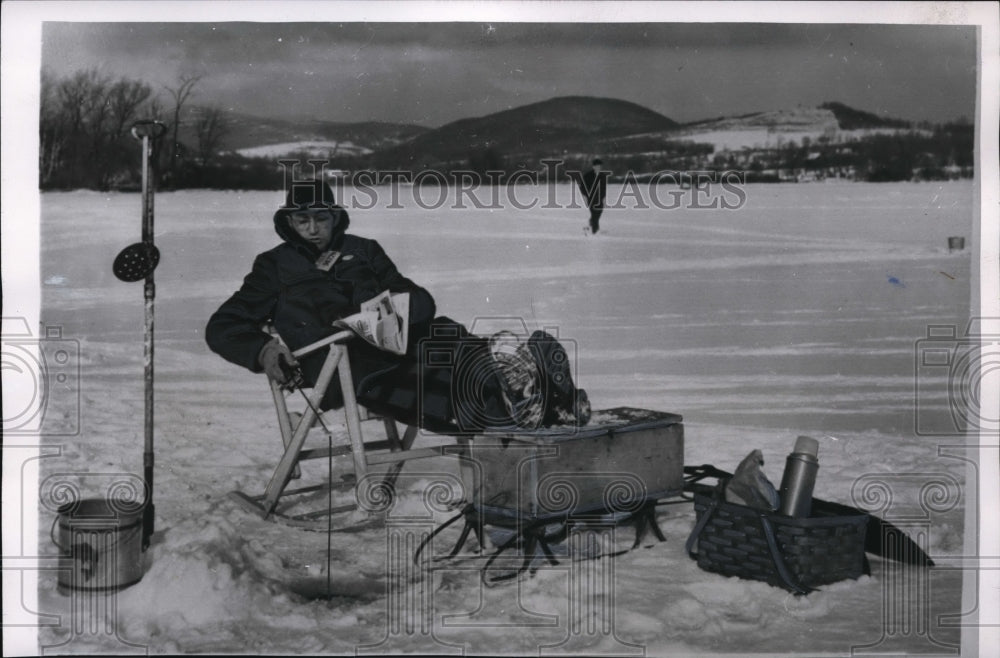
948 236 966 251
55 498 145 591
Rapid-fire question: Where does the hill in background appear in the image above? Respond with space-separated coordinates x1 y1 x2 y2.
184 108 429 159
214 96 948 173
819 102 912 130
368 96 679 169
163 96 978 186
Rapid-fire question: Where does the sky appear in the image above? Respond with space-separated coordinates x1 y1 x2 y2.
39 20 977 128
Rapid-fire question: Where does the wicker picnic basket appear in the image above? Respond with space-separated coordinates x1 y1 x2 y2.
685 486 870 594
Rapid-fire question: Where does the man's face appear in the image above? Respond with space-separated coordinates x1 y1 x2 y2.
288 209 337 250
593 163 602 173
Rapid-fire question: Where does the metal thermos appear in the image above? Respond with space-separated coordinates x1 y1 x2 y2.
778 436 819 517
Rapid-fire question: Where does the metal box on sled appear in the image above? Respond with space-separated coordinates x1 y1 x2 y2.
466 407 684 523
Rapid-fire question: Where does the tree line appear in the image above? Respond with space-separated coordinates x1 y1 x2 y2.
728 124 975 182
40 68 230 190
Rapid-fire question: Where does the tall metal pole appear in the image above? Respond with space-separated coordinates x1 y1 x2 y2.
111 120 166 550
140 130 156 551
114 121 165 552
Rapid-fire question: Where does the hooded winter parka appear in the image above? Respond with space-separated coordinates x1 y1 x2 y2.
205 201 505 430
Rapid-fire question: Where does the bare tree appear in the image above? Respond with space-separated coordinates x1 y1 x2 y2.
163 73 203 184
57 69 109 133
39 69 66 185
194 105 230 166
108 79 153 139
44 69 112 187
98 78 154 188
39 68 156 189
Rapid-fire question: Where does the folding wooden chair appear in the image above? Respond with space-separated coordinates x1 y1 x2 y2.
228 329 469 530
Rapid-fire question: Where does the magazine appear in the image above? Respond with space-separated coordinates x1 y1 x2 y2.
334 290 410 355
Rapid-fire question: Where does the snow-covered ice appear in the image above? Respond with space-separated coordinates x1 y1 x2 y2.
33 181 973 654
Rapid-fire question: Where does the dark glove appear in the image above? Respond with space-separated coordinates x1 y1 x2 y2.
258 339 299 385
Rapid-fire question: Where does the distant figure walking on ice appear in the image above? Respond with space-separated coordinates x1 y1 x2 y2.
578 158 608 235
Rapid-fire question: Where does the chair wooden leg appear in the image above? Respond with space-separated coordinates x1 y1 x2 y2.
270 379 303 480
260 346 343 516
401 425 419 451
336 347 368 481
383 417 403 452
382 424 420 485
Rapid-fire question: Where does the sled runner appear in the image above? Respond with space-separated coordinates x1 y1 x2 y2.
228 329 470 531
413 497 677 586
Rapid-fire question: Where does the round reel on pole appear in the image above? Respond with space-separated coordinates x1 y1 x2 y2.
113 241 161 282
113 119 167 283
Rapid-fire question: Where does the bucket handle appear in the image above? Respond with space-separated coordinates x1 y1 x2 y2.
50 515 68 553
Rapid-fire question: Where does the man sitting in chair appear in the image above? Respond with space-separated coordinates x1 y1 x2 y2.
205 179 590 433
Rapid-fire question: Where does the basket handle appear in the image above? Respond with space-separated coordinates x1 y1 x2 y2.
686 496 815 595
758 513 812 595
684 497 719 558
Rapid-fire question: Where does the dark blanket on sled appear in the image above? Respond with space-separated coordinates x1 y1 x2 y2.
682 464 934 567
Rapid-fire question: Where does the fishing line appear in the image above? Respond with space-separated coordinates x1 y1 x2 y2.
286 375 335 597
327 411 333 597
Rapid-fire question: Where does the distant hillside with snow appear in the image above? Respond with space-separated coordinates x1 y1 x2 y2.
184 107 429 159
664 106 923 153
213 99 935 170
234 140 373 159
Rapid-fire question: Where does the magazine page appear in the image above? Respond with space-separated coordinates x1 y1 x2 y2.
334 290 409 354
